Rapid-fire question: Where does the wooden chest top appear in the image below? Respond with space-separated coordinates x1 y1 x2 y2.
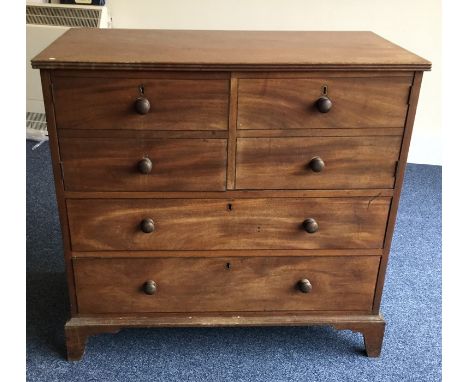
31 29 431 71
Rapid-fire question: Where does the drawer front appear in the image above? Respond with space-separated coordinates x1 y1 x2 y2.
60 138 227 191
238 77 411 129
67 198 390 251
74 256 380 313
53 76 229 130
236 136 401 190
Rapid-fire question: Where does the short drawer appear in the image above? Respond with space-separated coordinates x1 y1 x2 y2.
74 256 380 313
59 138 227 191
238 76 411 129
53 76 229 130
67 197 390 251
236 136 401 190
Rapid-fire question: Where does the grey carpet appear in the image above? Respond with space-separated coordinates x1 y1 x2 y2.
26 140 441 381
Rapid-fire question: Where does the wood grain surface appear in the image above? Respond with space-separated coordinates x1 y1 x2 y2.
65 312 385 360
71 248 383 258
67 197 391 251
32 29 431 360
40 71 78 313
60 137 227 191
64 189 394 199
236 136 401 189
372 71 424 313
31 30 431 71
238 77 411 129
53 76 229 130
73 256 380 313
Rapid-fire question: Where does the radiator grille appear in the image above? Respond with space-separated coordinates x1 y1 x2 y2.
27 112 48 141
26 5 101 27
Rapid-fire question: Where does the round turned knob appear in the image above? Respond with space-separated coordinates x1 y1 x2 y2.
303 218 319 234
134 97 151 115
143 280 157 295
309 156 325 172
316 96 332 113
140 218 155 233
297 279 312 293
137 158 152 174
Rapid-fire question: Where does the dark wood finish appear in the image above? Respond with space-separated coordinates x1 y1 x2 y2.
236 128 404 138
73 256 380 313
53 76 229 130
31 30 431 71
234 71 414 78
65 314 385 361
59 138 227 192
238 77 411 129
64 189 394 199
40 71 78 313
333 318 386 357
236 136 401 190
227 76 238 189
57 127 402 139
72 249 383 258
33 30 429 360
67 197 390 251
372 72 424 313
54 70 231 79
65 322 120 361
59 129 228 139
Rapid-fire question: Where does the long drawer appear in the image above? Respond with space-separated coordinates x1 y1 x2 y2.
67 197 391 251
237 76 411 129
74 256 380 313
236 136 401 189
53 76 230 130
60 137 227 191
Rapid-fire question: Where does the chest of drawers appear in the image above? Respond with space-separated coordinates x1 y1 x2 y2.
32 29 430 360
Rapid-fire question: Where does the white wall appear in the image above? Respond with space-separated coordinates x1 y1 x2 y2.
106 0 441 165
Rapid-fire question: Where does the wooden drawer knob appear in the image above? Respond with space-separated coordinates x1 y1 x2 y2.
134 96 151 115
137 158 153 174
143 280 157 295
303 218 319 233
309 156 325 172
297 279 312 293
316 96 332 113
140 218 155 233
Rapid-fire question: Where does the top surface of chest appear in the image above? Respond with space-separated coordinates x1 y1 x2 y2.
31 29 431 71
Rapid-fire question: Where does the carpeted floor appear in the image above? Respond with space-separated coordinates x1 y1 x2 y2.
26 140 441 382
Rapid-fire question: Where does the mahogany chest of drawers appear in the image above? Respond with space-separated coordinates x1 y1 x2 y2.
32 29 430 360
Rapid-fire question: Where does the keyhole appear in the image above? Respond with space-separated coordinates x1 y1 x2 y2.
139 84 145 95
227 203 233 211
321 85 328 96
225 262 231 270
